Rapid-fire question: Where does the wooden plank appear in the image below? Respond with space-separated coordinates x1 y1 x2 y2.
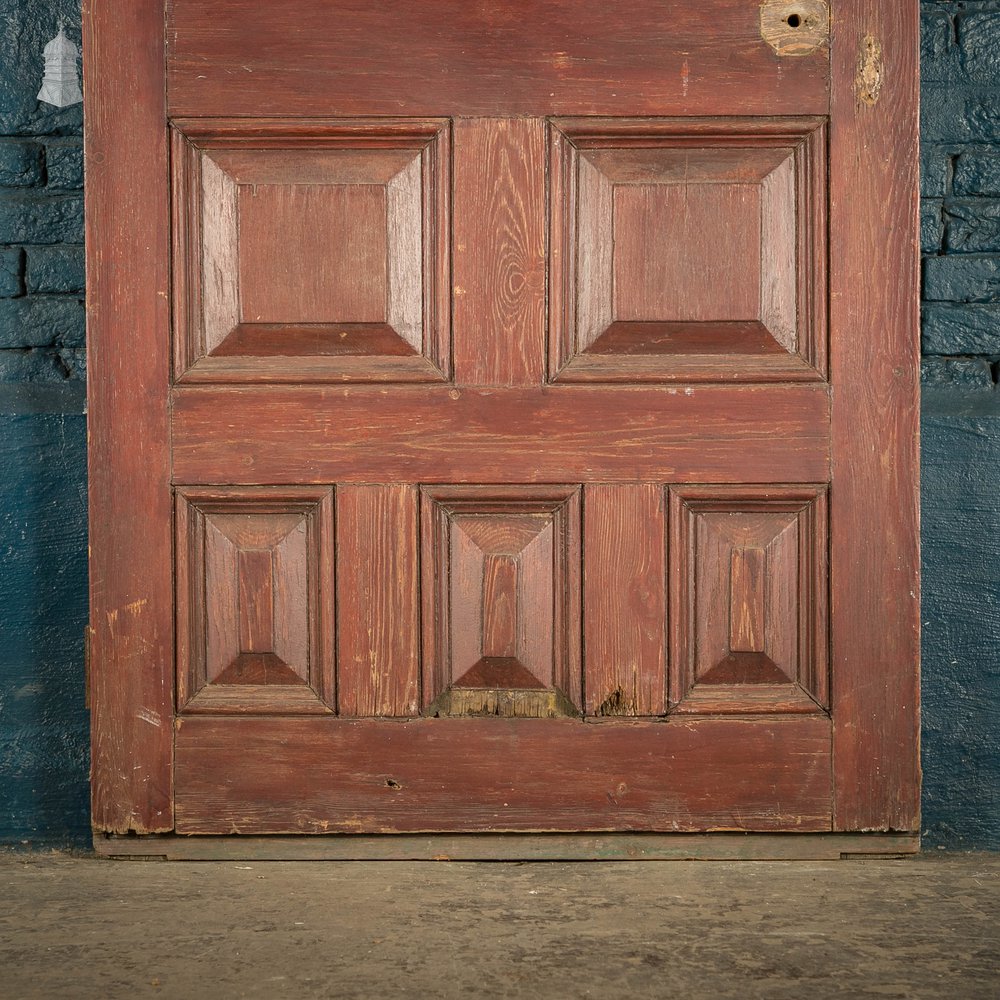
84 0 174 833
174 716 832 834
94 832 920 861
583 485 667 716
336 486 421 717
171 385 831 485
166 0 830 118
453 118 546 387
829 2 921 831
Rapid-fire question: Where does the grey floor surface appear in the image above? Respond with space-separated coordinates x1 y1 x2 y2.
0 853 998 999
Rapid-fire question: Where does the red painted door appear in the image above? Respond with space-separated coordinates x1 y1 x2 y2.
86 1 920 846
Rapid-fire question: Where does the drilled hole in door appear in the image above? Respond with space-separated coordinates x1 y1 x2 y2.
786 13 802 27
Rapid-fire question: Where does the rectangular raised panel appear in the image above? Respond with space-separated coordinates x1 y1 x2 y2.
171 119 450 384
175 487 335 714
172 385 832 486
453 118 546 387
421 486 581 716
549 118 827 383
668 485 829 714
336 486 421 718
583 485 667 716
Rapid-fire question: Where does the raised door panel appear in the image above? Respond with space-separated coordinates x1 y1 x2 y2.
421 486 582 717
175 487 335 714
549 117 827 383
668 485 828 714
172 119 450 384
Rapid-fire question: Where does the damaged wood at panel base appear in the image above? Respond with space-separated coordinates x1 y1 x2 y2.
427 687 579 719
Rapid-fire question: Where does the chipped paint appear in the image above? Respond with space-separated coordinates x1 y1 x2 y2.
137 708 162 728
856 34 883 107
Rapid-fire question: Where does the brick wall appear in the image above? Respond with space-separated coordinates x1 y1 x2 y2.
0 2 84 385
921 1 1000 388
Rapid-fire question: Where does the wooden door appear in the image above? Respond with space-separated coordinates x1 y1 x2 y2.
86 1 920 853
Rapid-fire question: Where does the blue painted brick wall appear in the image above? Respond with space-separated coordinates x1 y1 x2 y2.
922 2 1000 374
1 1 999 849
920 1 1000 850
0 0 89 846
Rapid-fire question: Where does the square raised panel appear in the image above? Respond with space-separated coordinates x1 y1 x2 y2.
172 119 450 383
549 118 827 383
668 485 828 714
421 486 582 717
176 487 335 714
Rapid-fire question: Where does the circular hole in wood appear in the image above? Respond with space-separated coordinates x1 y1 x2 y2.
786 13 802 27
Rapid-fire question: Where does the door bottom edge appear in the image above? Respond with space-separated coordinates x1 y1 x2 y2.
93 831 920 862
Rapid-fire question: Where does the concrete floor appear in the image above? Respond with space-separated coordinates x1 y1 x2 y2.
1 854 998 1000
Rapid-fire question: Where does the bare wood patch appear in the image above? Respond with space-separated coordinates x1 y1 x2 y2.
596 687 640 718
760 1 829 57
427 688 579 719
856 35 884 107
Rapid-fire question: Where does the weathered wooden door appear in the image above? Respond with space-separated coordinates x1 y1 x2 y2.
86 1 920 855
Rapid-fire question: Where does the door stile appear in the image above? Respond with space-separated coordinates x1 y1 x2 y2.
829 1 921 832
84 0 174 833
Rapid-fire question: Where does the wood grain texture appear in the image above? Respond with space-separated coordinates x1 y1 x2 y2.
453 119 546 387
171 385 831 485
583 485 667 717
84 0 174 834
238 182 387 324
174 716 833 834
165 0 830 118
730 547 767 654
199 154 239 353
336 485 421 717
829 1 921 832
612 183 761 322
